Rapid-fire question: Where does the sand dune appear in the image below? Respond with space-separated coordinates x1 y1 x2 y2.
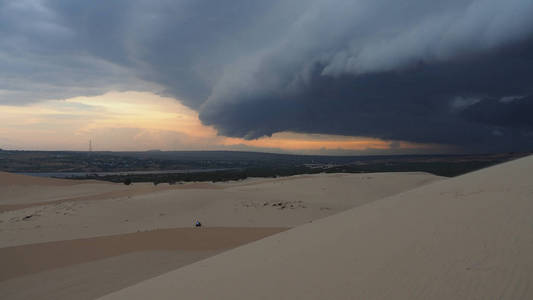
0 251 218 300
0 181 217 212
0 171 442 299
101 155 533 300
0 227 286 281
0 172 440 247
0 171 218 210
0 171 82 186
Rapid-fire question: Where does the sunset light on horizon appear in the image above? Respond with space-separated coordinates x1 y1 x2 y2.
2 2 533 299
0 91 441 154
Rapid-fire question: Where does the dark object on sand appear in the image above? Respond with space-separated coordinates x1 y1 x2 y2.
123 178 132 185
195 221 202 227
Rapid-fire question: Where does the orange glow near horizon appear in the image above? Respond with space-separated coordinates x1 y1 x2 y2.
222 133 425 151
0 91 441 154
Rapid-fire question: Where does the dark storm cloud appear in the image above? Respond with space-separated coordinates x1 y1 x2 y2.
200 38 533 151
1 0 533 151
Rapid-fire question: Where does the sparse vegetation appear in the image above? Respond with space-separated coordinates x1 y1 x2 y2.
0 150 529 183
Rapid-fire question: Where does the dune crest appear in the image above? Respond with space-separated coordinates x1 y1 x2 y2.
0 172 82 186
101 155 533 300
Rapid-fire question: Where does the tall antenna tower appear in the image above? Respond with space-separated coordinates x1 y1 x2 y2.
89 139 92 153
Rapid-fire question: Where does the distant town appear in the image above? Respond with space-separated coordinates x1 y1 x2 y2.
0 149 528 184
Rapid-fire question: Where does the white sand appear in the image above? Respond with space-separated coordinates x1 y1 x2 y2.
0 170 440 299
100 155 533 300
0 172 440 247
0 251 219 300
0 227 287 281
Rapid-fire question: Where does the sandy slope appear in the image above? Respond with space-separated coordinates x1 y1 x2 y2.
0 171 130 207
101 155 533 300
0 172 440 247
0 170 441 299
0 251 219 300
0 227 286 300
0 171 82 186
0 173 441 300
0 227 286 281
0 174 216 210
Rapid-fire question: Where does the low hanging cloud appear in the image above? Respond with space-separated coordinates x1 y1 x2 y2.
1 0 533 152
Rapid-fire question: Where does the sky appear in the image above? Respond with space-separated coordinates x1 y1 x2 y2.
1 0 533 154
